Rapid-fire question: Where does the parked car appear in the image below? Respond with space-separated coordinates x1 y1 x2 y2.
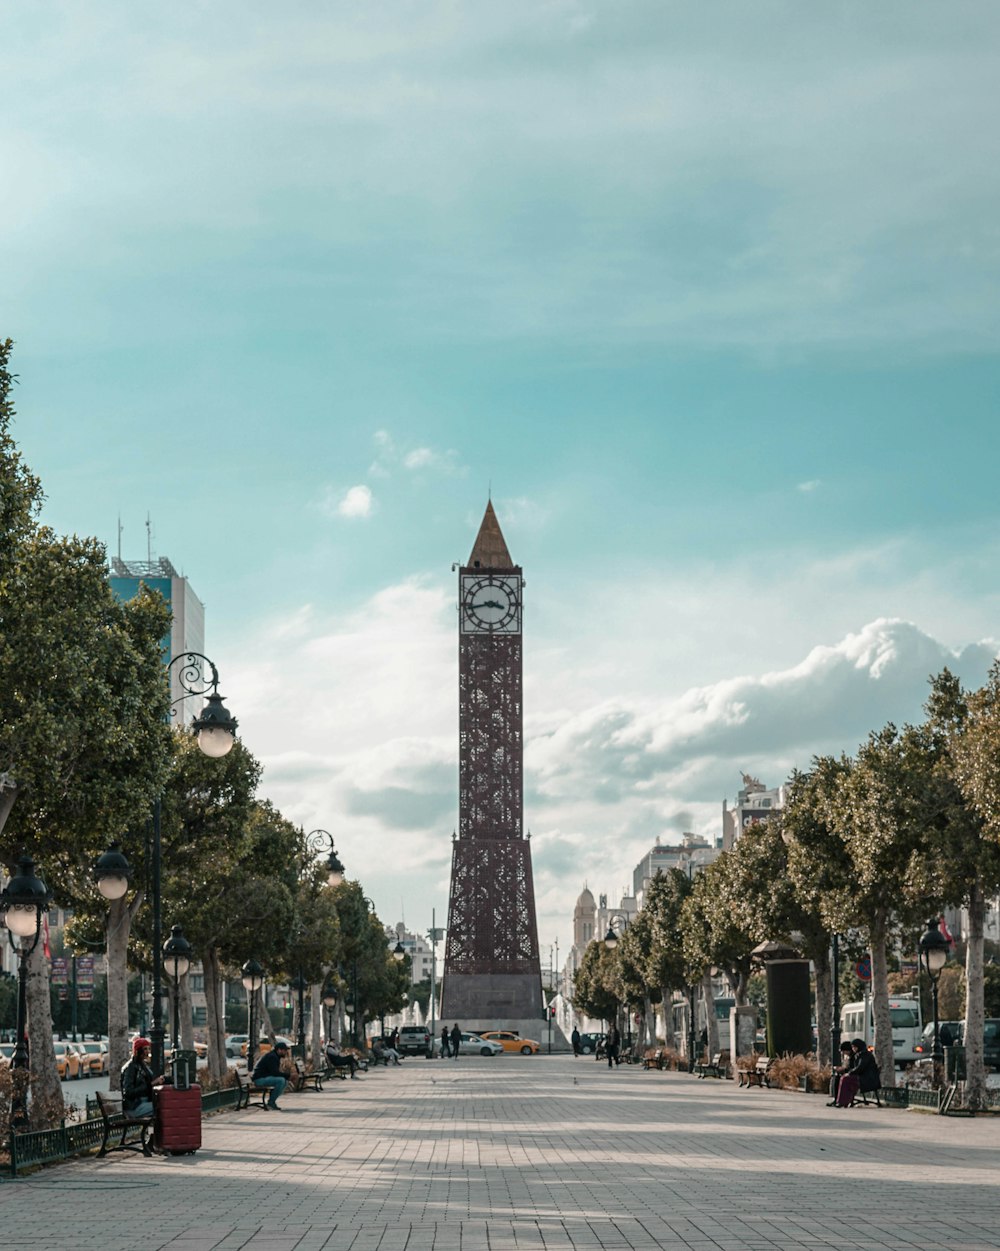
480 1030 539 1055
225 1034 248 1059
254 1036 293 1057
0 1043 15 1067
398 1026 433 1057
53 1041 83 1081
76 1041 109 1076
576 1032 604 1055
913 1021 963 1058
453 1032 503 1057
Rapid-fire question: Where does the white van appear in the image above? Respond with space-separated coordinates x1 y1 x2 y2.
840 995 923 1067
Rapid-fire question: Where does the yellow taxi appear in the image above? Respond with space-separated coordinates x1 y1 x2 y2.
53 1041 84 1080
76 1041 109 1076
479 1030 540 1055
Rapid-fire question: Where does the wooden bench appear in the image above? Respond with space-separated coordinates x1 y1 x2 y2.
738 1056 774 1088
291 1060 324 1092
95 1091 154 1157
695 1050 730 1079
642 1048 665 1071
234 1068 271 1109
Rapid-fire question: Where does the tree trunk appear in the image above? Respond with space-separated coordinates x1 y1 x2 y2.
26 940 64 1128
964 879 987 1111
106 893 138 1091
814 950 832 1067
202 946 227 1081
869 908 895 1088
703 973 720 1056
257 986 276 1042
310 984 322 1067
660 986 675 1048
179 974 194 1050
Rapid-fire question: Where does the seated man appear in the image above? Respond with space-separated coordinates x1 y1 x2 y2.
253 1041 290 1109
373 1039 402 1066
325 1042 358 1078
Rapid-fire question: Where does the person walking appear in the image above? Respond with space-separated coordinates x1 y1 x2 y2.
253 1040 290 1109
571 1026 581 1057
440 1026 450 1059
606 1024 621 1069
450 1023 462 1060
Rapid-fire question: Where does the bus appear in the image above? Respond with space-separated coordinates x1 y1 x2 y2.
670 996 735 1054
840 995 923 1067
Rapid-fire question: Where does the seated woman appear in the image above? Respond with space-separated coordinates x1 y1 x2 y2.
849 1038 882 1106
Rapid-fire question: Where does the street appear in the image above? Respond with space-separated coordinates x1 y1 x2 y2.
5 1055 999 1251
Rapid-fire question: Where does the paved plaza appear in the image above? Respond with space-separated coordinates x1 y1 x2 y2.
1 1056 998 1251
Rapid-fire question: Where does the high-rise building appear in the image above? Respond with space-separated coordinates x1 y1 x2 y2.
109 555 205 723
441 503 542 1026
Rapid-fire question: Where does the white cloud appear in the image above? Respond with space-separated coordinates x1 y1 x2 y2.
797 479 821 493
227 569 999 950
335 484 374 519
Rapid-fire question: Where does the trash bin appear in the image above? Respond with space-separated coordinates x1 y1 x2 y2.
171 1049 198 1090
945 1044 966 1082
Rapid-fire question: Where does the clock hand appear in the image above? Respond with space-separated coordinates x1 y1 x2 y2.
475 599 505 610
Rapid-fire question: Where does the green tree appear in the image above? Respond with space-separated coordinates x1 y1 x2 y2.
572 940 619 1026
0 341 173 1122
942 663 1000 1108
644 869 693 1047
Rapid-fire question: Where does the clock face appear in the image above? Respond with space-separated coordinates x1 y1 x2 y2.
461 574 521 634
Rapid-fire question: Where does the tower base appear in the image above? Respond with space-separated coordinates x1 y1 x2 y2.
441 972 542 1023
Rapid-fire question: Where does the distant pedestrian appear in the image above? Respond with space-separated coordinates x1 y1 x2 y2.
389 1027 400 1053
606 1024 621 1068
450 1023 462 1060
440 1026 450 1059
571 1027 581 1057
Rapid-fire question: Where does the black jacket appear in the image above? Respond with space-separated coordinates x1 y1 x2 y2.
120 1055 154 1112
253 1049 284 1080
850 1047 880 1093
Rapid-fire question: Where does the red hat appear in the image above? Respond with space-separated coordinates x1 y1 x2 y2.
133 1036 151 1054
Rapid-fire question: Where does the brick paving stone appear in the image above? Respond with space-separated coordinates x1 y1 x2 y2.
1 1060 999 1249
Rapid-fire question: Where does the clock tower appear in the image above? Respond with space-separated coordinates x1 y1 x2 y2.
441 501 542 1024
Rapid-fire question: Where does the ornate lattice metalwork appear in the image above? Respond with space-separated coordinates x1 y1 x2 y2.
444 836 540 975
458 635 522 840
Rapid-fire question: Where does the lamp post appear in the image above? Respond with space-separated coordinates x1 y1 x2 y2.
687 983 698 1072
604 914 632 1051
291 972 308 1060
830 932 842 1060
242 959 263 1072
321 982 338 1046
306 830 345 887
163 924 192 1059
1 854 52 1129
919 918 949 1082
149 654 237 1077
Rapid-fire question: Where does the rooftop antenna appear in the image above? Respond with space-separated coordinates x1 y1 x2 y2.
117 514 123 563
146 513 152 565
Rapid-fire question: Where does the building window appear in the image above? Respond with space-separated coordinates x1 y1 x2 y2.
193 1006 207 1026
190 974 204 993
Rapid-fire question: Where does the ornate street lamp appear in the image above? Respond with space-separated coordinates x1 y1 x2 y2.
306 829 345 887
93 843 132 901
241 959 264 1072
392 941 406 962
919 919 949 1080
146 653 237 1077
163 923 192 1058
321 981 338 1045
603 914 631 1047
1 854 52 1129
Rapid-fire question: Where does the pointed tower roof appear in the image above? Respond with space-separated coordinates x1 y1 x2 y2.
467 500 514 569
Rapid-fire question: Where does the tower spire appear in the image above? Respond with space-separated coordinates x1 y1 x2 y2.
468 500 514 569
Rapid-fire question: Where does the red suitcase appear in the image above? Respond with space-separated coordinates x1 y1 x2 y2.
154 1083 202 1154
835 1073 859 1107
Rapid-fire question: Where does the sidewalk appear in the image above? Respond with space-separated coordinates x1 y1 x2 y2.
2 1056 999 1250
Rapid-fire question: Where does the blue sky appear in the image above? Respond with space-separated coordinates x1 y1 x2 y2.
4 3 1000 955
